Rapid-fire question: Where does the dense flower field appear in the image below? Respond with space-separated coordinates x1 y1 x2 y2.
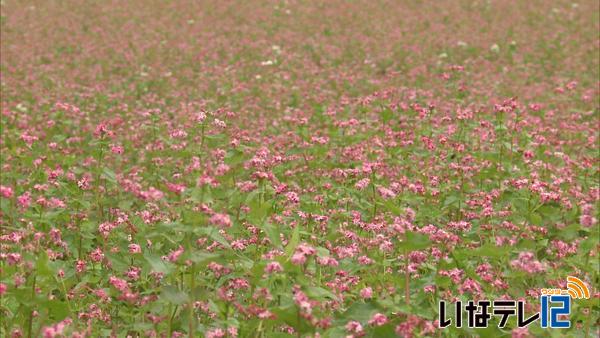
0 1 598 337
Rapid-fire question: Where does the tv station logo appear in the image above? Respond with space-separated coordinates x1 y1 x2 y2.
438 276 591 329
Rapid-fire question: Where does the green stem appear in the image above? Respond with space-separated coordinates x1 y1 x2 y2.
404 251 410 306
188 264 196 337
27 275 36 338
371 172 376 218
169 305 178 337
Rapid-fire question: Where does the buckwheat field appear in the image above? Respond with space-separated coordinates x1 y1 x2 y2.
0 1 598 337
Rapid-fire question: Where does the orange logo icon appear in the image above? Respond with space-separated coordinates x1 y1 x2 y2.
566 276 590 299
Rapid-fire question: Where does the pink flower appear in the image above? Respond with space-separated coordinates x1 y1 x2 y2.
170 129 188 139
511 327 529 338
447 221 471 232
345 320 363 334
128 243 142 254
98 222 116 238
166 182 186 194
20 132 38 147
75 260 86 273
0 283 7 295
42 319 71 338
355 178 370 190
164 246 184 263
90 248 104 263
227 327 238 337
285 191 300 203
566 80 577 90
291 243 316 265
265 261 283 274
109 276 129 292
110 144 124 154
140 187 164 201
0 185 13 198
210 213 232 228
213 119 226 128
360 287 373 299
510 252 546 274
291 252 306 265
358 256 373 265
423 285 435 293
237 180 257 192
368 313 388 326
580 215 596 228
77 175 91 190
377 186 397 199
196 111 207 123
94 122 114 138
17 192 31 209
6 253 21 265
316 256 339 267
206 328 226 338
459 278 483 296
395 315 422 337
258 310 274 319
125 267 141 280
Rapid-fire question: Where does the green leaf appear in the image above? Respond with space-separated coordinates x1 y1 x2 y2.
132 322 154 331
190 252 221 266
144 253 172 274
443 195 459 207
528 212 543 226
305 286 337 300
380 109 393 123
272 303 314 333
161 285 189 305
36 251 53 278
397 231 431 252
261 222 282 248
338 301 379 324
579 237 597 253
371 323 397 338
195 227 231 248
248 200 271 224
102 167 117 184
285 225 300 258
470 243 510 259
106 252 129 272
45 299 69 321
435 275 452 288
